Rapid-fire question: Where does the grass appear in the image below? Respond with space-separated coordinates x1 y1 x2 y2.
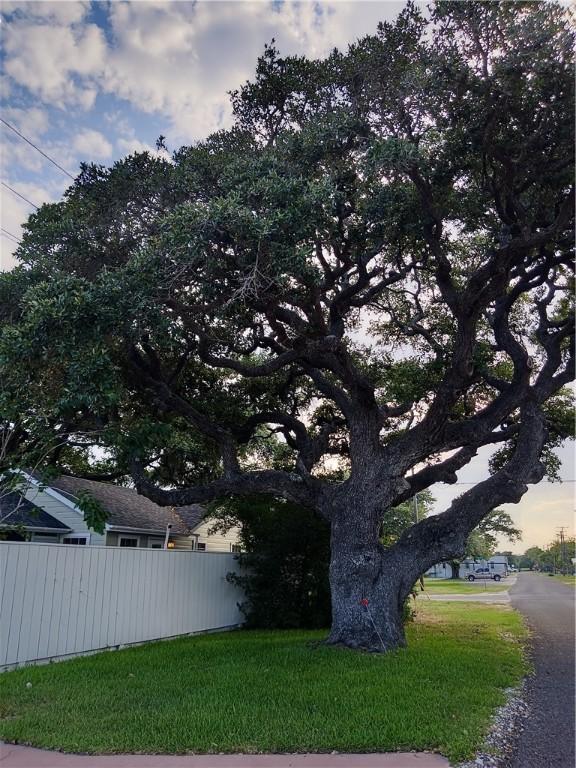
549 574 576 586
422 578 509 594
0 602 527 763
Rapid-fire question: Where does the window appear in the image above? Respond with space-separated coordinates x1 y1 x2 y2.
63 536 88 545
148 538 164 549
196 542 206 551
119 536 139 548
231 544 242 553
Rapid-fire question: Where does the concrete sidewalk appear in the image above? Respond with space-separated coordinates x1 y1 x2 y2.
418 592 510 603
0 745 449 768
417 575 517 604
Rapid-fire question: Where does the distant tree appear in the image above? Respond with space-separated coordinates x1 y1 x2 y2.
520 546 546 570
540 537 576 573
447 508 522 578
0 2 573 652
379 490 434 547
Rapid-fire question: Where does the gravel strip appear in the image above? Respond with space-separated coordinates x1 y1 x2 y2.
457 684 530 768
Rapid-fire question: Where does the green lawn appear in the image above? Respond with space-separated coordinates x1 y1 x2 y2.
550 574 576 586
422 578 509 594
0 603 527 763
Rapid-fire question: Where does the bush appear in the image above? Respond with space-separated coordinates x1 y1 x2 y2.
212 496 332 629
212 495 421 629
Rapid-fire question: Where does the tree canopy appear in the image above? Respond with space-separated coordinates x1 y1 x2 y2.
519 538 575 572
0 1 573 651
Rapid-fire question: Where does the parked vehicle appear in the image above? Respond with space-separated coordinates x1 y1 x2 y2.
467 568 502 582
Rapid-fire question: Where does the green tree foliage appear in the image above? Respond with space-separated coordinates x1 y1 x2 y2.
553 537 575 572
519 546 546 571
518 539 575 572
380 490 434 547
0 1 573 651
538 537 575 572
448 509 521 578
214 492 434 629
212 496 331 629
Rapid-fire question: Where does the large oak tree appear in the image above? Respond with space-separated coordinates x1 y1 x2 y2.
1 2 573 651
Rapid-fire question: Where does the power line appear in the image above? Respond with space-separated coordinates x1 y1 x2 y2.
556 527 568 574
1 181 39 210
447 480 575 484
0 227 21 244
0 117 75 180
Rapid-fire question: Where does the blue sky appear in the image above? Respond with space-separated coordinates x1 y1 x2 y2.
0 1 573 549
0 0 403 270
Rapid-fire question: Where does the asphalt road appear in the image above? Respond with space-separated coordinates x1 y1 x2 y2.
509 573 575 768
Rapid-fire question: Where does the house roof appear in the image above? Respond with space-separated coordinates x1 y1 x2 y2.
48 476 206 535
0 491 71 531
174 504 206 531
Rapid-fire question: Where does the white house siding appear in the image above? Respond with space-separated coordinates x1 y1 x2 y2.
0 541 244 669
193 520 242 552
105 531 168 549
21 485 106 546
171 535 196 550
425 562 454 579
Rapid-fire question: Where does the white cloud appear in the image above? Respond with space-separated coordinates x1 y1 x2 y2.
1 1 89 25
1 177 66 271
101 2 231 141
2 16 105 109
0 74 12 100
0 0 406 270
1 128 79 180
2 106 49 139
115 137 170 162
110 1 198 57
0 1 404 141
100 1 404 140
103 111 135 138
73 128 113 159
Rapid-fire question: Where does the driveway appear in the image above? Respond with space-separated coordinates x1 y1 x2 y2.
509 572 575 768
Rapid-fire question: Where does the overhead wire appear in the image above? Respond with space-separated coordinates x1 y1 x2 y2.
1 120 73 249
0 117 75 180
447 480 575 484
1 180 39 210
0 119 574 486
0 227 21 244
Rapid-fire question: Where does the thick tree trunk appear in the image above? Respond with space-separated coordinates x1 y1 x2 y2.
449 561 461 579
326 509 407 652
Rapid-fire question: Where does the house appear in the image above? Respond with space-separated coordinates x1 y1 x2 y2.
0 490 72 541
425 555 510 579
426 561 455 579
0 472 241 552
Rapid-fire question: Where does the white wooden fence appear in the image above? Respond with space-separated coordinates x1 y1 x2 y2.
0 542 244 670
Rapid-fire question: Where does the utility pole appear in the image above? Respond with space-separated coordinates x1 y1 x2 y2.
556 527 568 575
412 487 424 589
